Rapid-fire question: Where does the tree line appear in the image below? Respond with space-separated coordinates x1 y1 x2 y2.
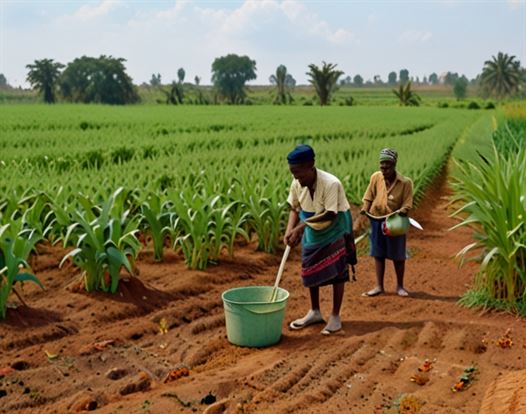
17 51 526 106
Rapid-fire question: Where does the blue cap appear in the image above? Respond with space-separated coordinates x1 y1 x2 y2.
287 144 315 165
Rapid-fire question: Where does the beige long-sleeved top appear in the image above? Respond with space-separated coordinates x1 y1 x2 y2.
362 171 413 216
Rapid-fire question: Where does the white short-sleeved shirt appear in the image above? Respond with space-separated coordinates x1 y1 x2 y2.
287 168 350 214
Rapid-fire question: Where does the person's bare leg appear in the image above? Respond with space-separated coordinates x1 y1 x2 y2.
310 286 320 310
365 257 385 296
322 282 345 334
394 260 408 296
331 282 345 316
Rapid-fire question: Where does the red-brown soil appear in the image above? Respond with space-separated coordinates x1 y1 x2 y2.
1 170 525 414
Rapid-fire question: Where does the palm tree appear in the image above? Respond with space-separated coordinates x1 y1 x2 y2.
306 62 343 106
392 81 421 106
269 65 296 105
26 59 64 103
480 52 523 100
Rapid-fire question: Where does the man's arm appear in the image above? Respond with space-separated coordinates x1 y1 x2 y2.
398 179 413 215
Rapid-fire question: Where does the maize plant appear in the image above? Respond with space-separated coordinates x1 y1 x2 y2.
60 188 141 293
140 192 174 262
170 189 214 270
451 123 526 313
0 222 44 319
241 178 288 253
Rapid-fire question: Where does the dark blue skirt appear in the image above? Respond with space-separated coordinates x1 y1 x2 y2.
369 218 407 261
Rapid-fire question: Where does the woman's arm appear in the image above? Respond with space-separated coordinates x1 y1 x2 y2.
284 209 303 247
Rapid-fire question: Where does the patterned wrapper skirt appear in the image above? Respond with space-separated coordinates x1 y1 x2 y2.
300 210 357 288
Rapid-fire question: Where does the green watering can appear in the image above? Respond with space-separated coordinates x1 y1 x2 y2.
365 211 422 237
382 213 410 236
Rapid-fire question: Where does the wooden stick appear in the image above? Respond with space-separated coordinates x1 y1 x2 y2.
12 287 28 307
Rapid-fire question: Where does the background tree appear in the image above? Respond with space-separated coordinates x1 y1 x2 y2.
0 74 7 88
353 74 364 87
269 64 295 105
177 68 185 84
453 77 468 100
399 69 409 84
429 72 438 85
60 55 139 104
26 58 64 103
444 72 459 86
306 62 343 106
164 81 184 105
150 73 161 87
211 54 257 104
393 81 421 106
388 71 397 85
373 75 383 84
480 52 523 100
194 76 201 86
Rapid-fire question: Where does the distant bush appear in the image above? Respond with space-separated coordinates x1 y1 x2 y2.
485 101 496 109
303 101 313 106
467 101 481 110
344 96 355 106
437 102 449 108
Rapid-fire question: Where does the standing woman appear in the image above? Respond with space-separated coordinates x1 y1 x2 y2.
284 144 357 335
360 148 413 297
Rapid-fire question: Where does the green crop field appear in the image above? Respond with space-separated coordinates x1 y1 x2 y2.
0 104 491 312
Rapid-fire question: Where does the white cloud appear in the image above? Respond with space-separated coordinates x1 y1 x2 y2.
507 0 524 10
71 0 122 21
398 30 432 44
156 0 190 20
193 0 355 44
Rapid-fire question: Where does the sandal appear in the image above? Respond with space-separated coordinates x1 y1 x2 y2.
289 310 325 330
321 315 342 335
362 287 384 297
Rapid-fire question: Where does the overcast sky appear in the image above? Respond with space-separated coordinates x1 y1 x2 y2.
1 0 525 87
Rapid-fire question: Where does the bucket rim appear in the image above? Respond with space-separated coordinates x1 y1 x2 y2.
222 285 289 305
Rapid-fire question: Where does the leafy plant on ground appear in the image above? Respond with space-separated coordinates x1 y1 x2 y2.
392 81 421 106
140 192 174 262
451 121 526 314
0 222 44 318
60 187 141 293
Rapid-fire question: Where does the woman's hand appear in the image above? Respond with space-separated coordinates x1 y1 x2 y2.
284 224 305 247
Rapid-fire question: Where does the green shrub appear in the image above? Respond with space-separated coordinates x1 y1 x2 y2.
467 101 480 110
485 101 496 109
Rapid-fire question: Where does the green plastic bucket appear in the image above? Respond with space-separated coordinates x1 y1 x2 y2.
222 286 289 347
